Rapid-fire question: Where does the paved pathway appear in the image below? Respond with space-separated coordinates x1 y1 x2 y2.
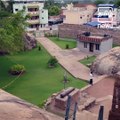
83 77 114 98
37 37 105 82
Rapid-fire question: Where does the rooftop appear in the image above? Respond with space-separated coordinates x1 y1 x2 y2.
78 32 112 43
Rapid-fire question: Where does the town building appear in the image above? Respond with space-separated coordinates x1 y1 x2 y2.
13 0 48 31
77 32 113 54
63 3 96 25
92 4 120 28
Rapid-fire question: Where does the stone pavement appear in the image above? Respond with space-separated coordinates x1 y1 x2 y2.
37 37 105 81
83 77 114 99
75 77 114 120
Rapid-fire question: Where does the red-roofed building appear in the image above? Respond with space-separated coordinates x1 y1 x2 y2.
77 32 113 54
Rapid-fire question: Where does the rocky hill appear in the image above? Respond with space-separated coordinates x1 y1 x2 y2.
0 89 63 120
91 47 120 75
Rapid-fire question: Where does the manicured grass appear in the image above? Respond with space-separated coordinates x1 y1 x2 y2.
80 56 96 66
48 37 76 49
0 46 87 107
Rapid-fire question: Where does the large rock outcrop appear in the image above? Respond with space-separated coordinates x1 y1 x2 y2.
24 33 37 50
0 89 63 120
91 47 120 75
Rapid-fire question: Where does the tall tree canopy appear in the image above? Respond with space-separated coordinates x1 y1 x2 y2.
44 0 61 16
48 6 60 16
0 10 27 54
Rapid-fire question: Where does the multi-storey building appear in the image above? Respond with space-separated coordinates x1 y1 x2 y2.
92 4 120 27
13 0 48 31
63 3 96 25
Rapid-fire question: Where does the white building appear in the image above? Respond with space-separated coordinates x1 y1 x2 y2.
13 0 48 31
92 4 120 28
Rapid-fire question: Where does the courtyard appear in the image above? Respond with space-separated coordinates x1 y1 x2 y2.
1 1 120 120
0 36 118 120
36 37 116 120
0 46 87 107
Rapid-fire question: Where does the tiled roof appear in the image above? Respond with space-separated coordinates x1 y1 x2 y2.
78 35 102 43
78 34 111 43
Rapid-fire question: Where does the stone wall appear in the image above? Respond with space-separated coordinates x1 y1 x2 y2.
58 24 120 45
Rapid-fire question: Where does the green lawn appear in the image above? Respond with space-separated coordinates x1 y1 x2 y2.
80 56 96 66
48 37 76 49
0 46 87 107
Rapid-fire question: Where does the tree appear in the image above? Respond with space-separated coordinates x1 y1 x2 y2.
0 10 27 54
115 0 120 7
48 57 58 67
44 0 61 16
48 5 60 16
94 0 105 5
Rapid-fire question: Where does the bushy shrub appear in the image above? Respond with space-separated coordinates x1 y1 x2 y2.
48 57 58 67
66 44 69 49
9 64 26 75
38 46 41 51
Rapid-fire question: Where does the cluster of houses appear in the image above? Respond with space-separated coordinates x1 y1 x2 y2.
12 0 120 31
12 0 120 54
62 3 120 28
